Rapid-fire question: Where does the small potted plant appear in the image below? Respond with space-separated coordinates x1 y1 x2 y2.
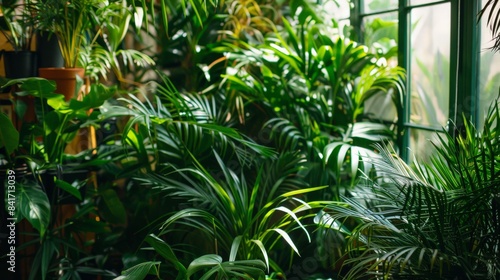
31 0 102 100
0 0 37 79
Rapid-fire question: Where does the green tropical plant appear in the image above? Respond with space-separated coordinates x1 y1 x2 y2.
86 0 155 85
116 234 267 279
216 14 405 191
11 178 117 280
5 77 115 166
32 0 103 68
141 153 325 271
0 79 124 279
0 112 19 164
0 0 35 51
317 99 500 279
94 73 328 277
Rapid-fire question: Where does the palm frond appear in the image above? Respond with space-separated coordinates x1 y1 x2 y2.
319 98 500 279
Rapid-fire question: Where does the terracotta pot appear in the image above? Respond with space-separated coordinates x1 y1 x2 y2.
38 67 85 101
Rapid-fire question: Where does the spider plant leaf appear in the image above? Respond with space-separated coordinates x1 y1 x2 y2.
229 235 243 262
271 228 301 256
250 239 269 271
273 206 311 242
145 234 187 275
115 261 161 280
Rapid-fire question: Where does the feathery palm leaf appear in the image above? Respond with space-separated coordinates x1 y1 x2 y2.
318 99 500 279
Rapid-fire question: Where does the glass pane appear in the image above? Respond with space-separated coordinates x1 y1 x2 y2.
362 12 398 61
479 0 500 129
363 0 398 14
410 0 448 5
338 19 352 38
409 129 445 163
325 0 351 21
364 93 398 122
410 3 450 127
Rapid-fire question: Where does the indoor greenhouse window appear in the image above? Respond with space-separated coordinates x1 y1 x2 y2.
350 0 495 162
479 0 500 129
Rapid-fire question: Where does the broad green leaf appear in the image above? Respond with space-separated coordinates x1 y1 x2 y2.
5 77 56 95
55 179 82 201
0 112 19 156
16 180 50 238
67 84 116 111
99 188 127 225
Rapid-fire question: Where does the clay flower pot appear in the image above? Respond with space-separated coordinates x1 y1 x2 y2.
38 67 85 101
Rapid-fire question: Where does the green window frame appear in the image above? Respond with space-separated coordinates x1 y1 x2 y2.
350 0 483 161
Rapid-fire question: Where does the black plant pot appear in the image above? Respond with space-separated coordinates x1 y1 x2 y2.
42 165 88 205
1 50 38 79
36 32 64 70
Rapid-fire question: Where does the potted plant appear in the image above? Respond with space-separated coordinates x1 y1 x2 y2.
0 0 37 79
4 77 115 203
31 0 102 100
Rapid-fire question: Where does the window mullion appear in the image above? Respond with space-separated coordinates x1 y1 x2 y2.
351 0 364 42
398 0 410 161
449 0 481 136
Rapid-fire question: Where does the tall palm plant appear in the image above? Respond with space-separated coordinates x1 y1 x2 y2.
101 74 328 278
216 14 405 194
318 99 500 279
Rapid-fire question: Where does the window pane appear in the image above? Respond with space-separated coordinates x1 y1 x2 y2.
410 3 450 127
325 0 351 20
361 12 399 122
338 19 352 38
364 93 399 122
479 0 500 129
362 12 398 61
409 129 445 163
363 0 398 14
